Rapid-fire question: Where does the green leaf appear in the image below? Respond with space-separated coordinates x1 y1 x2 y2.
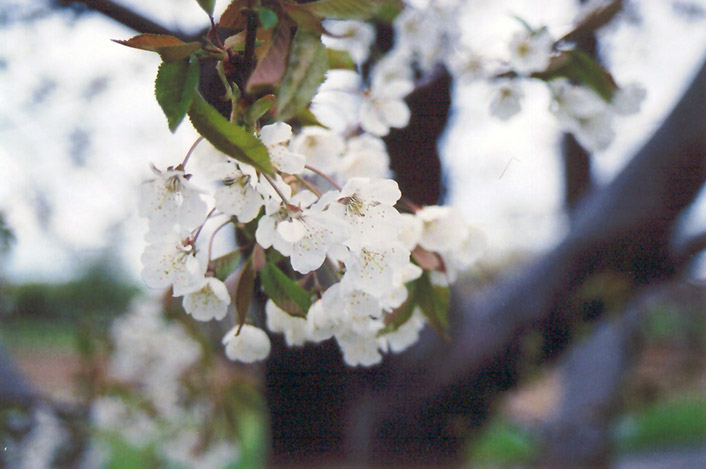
293 0 384 20
379 273 449 337
276 29 328 121
327 48 356 70
188 92 274 174
549 49 617 101
414 272 450 338
511 15 534 33
260 262 311 317
210 248 243 281
258 7 279 29
378 284 416 335
113 34 202 62
155 55 201 132
292 107 325 127
195 0 215 16
283 4 327 33
245 94 277 126
235 259 255 331
224 31 247 51
373 0 403 23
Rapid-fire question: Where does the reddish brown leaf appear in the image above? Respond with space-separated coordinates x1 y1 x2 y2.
113 34 202 62
234 259 255 332
246 19 292 92
252 244 267 273
218 0 249 29
411 246 444 272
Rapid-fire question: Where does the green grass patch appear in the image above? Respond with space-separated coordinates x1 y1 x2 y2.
467 419 539 467
0 318 77 351
614 395 706 453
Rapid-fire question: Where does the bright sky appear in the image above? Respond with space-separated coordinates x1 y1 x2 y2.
0 0 705 282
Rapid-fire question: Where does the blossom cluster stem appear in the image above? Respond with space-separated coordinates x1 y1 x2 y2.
181 136 204 168
262 172 291 206
305 164 342 191
295 175 323 197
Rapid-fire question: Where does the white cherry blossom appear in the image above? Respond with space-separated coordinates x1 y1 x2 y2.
397 213 423 251
139 165 207 234
446 44 485 85
140 232 207 296
490 79 524 120
337 133 391 181
360 56 414 136
385 308 427 353
612 83 647 116
213 161 263 222
310 70 363 133
256 190 350 274
393 7 445 72
415 205 484 282
265 300 309 346
549 78 616 152
322 20 375 65
335 322 386 367
341 243 411 298
182 277 231 322
222 324 271 362
305 297 338 342
416 205 469 253
336 177 402 251
260 122 306 174
508 27 554 75
290 126 345 174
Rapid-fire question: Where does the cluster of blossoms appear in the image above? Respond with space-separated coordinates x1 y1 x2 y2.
135 0 489 368
136 0 645 367
358 0 647 153
140 117 482 366
1 405 68 469
89 298 242 468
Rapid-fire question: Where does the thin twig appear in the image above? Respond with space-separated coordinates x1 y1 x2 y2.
191 208 217 244
295 175 323 197
207 218 237 265
182 136 204 168
262 172 291 206
305 165 342 191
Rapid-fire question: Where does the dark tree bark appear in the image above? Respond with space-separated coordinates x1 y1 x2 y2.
537 305 643 467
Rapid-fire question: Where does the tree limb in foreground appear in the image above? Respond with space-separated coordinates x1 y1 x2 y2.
350 54 706 465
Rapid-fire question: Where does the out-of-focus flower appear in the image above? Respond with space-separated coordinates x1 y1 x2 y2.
222 324 272 362
490 79 524 120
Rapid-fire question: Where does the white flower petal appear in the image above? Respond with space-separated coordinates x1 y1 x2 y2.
222 325 271 362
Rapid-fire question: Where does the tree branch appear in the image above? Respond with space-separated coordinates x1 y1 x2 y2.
354 54 706 465
53 0 179 37
538 305 643 466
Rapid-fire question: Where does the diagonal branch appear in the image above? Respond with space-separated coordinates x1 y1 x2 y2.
53 0 179 37
356 53 706 465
